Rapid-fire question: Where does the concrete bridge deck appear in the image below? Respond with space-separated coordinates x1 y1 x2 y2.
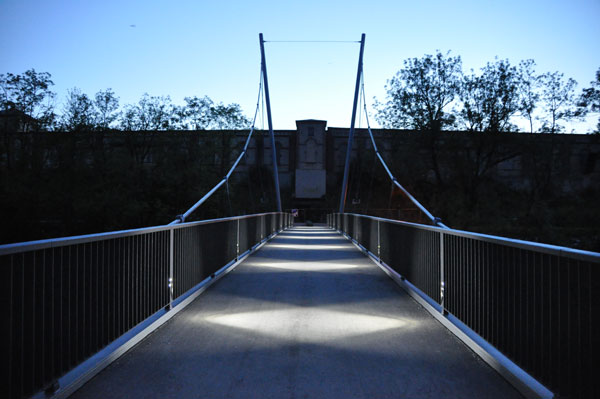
70 226 522 399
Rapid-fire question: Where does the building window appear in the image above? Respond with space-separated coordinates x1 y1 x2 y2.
308 127 315 137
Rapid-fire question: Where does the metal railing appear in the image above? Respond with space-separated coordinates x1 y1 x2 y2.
328 213 599 399
1 212 292 399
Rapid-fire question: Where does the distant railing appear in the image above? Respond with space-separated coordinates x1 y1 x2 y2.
328 213 599 399
1 212 292 399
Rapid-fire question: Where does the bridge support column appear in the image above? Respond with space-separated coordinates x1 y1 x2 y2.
259 33 282 212
339 33 366 213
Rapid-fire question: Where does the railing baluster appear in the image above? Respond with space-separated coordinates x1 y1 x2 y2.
2 211 594 398
169 228 174 309
440 232 445 313
325 212 599 398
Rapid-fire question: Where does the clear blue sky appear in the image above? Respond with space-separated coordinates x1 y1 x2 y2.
1 0 599 130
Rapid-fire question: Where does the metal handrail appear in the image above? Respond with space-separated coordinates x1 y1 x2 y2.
4 211 293 399
331 212 599 398
0 212 284 256
338 212 600 262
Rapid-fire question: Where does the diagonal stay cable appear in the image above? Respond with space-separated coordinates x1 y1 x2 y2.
360 74 449 229
169 71 264 224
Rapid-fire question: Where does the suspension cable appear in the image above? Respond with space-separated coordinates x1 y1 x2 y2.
264 40 361 43
170 70 265 224
359 73 449 229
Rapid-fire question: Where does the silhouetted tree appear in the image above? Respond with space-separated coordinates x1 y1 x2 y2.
375 51 462 130
458 59 521 132
578 67 600 133
517 59 540 133
61 88 95 131
118 94 175 168
450 59 523 208
170 96 250 130
119 94 174 131
94 88 120 130
209 102 251 129
0 69 56 130
537 72 580 133
181 95 213 129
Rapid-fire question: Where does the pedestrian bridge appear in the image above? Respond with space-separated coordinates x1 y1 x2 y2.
2 213 598 399
4 33 599 399
67 225 521 399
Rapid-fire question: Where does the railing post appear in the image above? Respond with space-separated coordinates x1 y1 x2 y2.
168 228 174 310
440 231 447 315
236 218 240 260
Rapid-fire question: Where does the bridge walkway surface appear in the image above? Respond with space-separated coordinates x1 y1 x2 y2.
70 226 522 399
